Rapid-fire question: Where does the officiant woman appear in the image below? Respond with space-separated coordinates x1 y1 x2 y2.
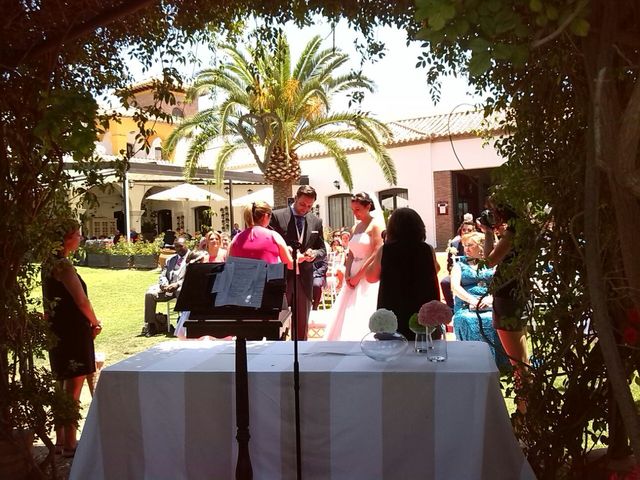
366 208 441 340
228 201 293 270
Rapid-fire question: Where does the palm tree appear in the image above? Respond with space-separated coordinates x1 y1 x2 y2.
166 33 397 207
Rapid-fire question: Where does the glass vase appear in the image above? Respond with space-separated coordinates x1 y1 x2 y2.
426 325 447 362
413 331 429 353
360 331 408 362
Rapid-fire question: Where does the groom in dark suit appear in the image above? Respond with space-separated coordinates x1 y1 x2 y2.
270 185 326 340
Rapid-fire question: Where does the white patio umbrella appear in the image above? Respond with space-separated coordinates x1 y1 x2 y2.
146 183 227 202
231 187 274 207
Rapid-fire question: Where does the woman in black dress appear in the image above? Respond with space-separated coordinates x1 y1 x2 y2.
478 201 528 412
366 208 440 340
42 222 102 457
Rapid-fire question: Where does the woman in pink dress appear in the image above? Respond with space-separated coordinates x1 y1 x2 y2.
229 201 293 268
324 192 385 340
176 203 292 339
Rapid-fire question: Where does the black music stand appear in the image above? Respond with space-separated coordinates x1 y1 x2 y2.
175 261 289 480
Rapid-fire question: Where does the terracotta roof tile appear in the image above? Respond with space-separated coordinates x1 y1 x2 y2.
296 109 499 159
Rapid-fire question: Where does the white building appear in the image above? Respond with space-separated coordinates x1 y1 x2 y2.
81 84 505 248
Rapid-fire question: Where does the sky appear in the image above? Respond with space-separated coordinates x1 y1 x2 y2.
126 18 482 121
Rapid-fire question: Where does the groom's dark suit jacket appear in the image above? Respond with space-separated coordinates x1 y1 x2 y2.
269 207 326 300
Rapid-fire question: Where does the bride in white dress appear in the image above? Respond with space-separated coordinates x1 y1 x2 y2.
325 192 385 340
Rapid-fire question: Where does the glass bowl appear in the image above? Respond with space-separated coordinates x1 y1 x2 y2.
360 331 408 362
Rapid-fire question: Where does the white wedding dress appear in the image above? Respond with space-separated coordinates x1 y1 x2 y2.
324 231 380 341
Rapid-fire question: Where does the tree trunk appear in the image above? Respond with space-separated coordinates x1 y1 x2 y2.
272 180 294 210
582 1 640 462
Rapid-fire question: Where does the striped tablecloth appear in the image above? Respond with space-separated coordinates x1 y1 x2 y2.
70 340 535 480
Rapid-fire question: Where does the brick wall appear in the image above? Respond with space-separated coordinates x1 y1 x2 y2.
433 171 454 250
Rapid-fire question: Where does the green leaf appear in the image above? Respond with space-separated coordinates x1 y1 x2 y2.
468 49 492 76
495 11 518 34
415 2 432 22
545 4 559 20
413 28 434 42
456 18 470 35
535 13 549 27
511 45 530 67
429 13 447 31
469 37 491 52
441 3 457 21
569 17 590 37
494 43 513 60
486 0 503 13
529 0 543 12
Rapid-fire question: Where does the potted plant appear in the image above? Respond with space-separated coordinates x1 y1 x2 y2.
106 240 131 269
131 240 160 269
83 240 109 267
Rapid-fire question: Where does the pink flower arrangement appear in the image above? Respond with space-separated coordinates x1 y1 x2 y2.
418 300 453 327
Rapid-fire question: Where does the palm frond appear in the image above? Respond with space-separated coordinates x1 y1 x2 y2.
220 45 256 85
164 108 219 154
213 141 243 186
292 35 323 80
307 48 343 79
300 132 354 190
314 54 351 84
325 73 376 95
183 127 218 180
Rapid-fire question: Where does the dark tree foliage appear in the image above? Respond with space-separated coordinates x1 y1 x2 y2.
415 0 640 476
0 1 414 477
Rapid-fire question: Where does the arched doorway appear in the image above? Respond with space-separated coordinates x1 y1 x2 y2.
379 188 409 212
157 209 172 234
327 194 355 229
114 211 125 234
194 206 212 234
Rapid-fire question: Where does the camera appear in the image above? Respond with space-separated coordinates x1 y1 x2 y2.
476 209 495 228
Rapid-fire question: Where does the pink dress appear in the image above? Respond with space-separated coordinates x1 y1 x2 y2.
229 226 281 263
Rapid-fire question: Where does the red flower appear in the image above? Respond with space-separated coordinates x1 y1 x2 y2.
627 308 640 327
623 326 639 346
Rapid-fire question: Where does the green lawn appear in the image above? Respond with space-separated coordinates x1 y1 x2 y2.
77 266 174 366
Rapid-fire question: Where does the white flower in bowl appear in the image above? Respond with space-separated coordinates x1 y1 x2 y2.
369 308 398 334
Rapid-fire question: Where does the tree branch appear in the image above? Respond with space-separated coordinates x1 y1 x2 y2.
16 0 157 67
618 72 640 173
531 0 589 49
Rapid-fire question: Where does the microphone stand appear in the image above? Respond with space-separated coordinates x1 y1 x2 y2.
290 240 302 480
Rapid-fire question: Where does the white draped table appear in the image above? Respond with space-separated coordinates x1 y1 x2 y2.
70 340 535 480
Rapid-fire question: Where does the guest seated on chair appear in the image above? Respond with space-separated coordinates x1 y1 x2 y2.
326 239 346 292
451 232 508 368
204 230 228 263
142 237 190 336
441 220 476 308
174 250 208 339
312 254 328 310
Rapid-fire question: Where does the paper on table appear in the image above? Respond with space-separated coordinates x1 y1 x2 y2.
212 257 267 308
